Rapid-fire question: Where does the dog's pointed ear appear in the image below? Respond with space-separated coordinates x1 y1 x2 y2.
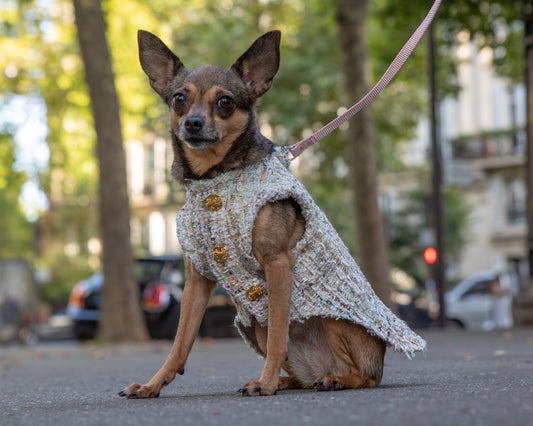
231 30 281 99
138 30 185 97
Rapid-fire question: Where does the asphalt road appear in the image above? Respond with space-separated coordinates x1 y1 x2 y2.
1 328 532 426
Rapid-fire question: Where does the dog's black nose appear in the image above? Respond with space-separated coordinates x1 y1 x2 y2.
184 117 204 133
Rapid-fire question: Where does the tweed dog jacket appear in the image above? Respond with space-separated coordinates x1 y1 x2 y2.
177 147 426 358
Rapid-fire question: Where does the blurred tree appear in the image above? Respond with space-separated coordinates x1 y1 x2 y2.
0 132 33 258
1 0 100 306
72 0 148 341
375 0 525 90
336 0 391 306
0 0 167 307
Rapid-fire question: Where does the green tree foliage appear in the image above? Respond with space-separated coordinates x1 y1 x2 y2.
438 0 525 83
2 0 99 304
375 0 526 87
0 132 33 258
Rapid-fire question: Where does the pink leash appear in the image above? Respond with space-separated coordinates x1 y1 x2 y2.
289 0 442 159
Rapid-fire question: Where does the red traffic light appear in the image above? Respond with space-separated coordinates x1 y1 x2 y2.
424 247 438 264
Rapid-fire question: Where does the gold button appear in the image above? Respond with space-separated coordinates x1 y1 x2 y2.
205 194 222 211
213 244 228 263
246 285 264 302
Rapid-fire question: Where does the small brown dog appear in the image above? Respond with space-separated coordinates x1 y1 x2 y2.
119 30 425 398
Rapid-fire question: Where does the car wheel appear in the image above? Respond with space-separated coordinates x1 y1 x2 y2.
447 319 465 329
73 321 98 340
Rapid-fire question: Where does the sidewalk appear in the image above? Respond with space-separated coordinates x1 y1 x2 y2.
1 328 532 425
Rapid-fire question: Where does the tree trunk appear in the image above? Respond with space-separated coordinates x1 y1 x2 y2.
72 0 148 341
336 0 392 307
515 4 533 325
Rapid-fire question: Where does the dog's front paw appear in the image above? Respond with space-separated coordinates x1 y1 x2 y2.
118 379 169 399
238 380 277 397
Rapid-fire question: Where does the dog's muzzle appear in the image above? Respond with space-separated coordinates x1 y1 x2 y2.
179 117 220 150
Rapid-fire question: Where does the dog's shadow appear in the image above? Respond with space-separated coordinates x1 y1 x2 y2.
373 382 429 390
153 382 428 401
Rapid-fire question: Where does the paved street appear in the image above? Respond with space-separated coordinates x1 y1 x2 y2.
1 328 532 425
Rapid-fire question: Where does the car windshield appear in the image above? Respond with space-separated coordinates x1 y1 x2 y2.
461 280 493 299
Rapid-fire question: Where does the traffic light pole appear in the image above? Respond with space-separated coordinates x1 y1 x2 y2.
526 5 533 284
429 24 447 328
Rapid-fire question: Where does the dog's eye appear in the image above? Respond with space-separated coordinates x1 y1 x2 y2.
217 95 234 112
173 93 186 108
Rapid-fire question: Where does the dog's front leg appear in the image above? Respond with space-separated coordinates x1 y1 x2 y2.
239 255 292 396
119 259 215 398
239 200 303 396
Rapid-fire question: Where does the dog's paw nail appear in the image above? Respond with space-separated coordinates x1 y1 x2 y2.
254 386 262 392
313 382 318 387
118 390 127 397
128 391 138 399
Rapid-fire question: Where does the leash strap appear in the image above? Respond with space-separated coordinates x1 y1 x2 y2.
289 0 442 158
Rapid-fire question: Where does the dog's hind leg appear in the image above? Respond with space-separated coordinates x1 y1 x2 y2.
278 375 303 390
119 259 216 398
314 318 386 391
247 322 304 391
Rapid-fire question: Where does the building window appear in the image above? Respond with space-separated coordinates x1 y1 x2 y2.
505 178 525 225
143 144 155 196
149 211 166 255
127 141 144 199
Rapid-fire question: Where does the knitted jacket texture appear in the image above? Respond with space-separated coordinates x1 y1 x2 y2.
177 147 426 357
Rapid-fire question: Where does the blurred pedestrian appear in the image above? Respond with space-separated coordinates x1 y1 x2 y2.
484 273 514 330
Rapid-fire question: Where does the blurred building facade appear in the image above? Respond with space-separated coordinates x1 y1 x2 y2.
382 33 528 287
442 36 527 284
126 136 184 256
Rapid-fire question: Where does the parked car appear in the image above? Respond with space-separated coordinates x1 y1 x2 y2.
390 268 433 329
445 270 517 330
67 255 236 340
35 311 75 341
